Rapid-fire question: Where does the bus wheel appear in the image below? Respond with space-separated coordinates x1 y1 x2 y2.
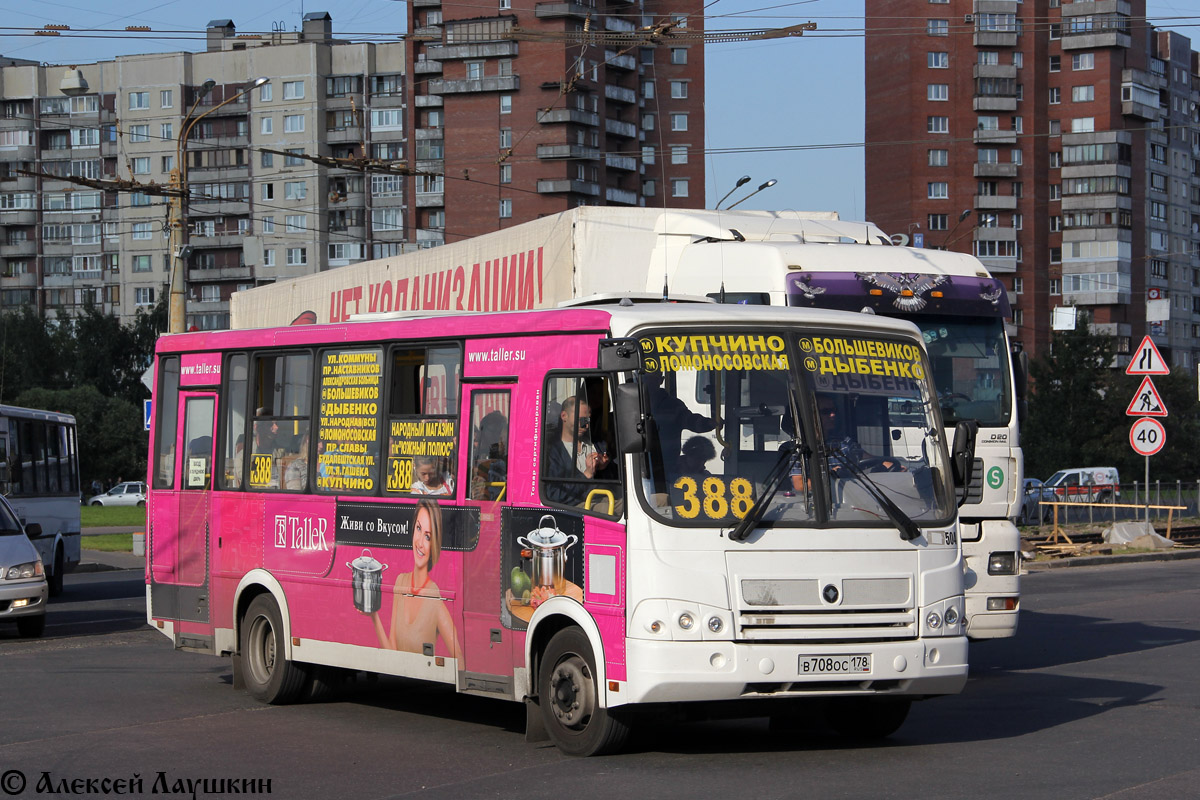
825 698 911 739
240 595 308 704
48 546 64 597
538 627 630 756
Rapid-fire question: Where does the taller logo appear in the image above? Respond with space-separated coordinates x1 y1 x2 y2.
274 514 330 551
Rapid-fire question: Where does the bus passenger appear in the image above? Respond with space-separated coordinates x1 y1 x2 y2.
411 455 453 496
371 500 461 659
284 431 310 491
543 397 606 506
643 373 714 481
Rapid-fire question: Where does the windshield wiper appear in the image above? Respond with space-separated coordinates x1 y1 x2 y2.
828 450 922 541
728 440 808 542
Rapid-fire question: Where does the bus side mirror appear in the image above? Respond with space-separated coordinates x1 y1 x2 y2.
951 420 979 506
598 338 643 372
614 381 645 454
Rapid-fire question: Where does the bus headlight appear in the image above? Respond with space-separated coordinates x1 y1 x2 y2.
988 552 1017 575
944 606 959 627
926 611 943 630
678 612 695 631
706 615 724 633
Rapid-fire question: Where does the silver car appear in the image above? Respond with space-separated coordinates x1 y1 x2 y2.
0 495 48 638
87 481 147 507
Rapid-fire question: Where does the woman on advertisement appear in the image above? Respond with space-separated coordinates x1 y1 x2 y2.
371 499 461 659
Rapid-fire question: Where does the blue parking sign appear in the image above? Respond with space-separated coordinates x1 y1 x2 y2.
144 399 152 431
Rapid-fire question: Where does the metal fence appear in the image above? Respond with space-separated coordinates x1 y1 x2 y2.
1032 480 1200 527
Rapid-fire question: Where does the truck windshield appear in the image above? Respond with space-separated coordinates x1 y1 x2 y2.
636 329 954 530
918 316 1011 428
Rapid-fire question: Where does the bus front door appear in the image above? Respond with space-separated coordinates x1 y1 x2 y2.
150 392 216 650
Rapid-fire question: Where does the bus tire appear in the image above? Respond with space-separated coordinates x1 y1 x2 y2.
48 546 64 597
825 698 911 739
240 594 308 705
537 627 630 757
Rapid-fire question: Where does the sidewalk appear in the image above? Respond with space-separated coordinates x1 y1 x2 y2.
77 528 145 573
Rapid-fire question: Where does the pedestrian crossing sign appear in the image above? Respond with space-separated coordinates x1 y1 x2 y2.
1126 376 1168 417
1125 335 1169 376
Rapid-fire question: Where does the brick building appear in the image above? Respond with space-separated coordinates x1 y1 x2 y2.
866 0 1200 369
0 5 704 328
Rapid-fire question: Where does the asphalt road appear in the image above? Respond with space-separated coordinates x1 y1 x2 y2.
2 562 1199 800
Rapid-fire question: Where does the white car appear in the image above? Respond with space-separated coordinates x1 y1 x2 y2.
87 482 147 507
0 495 48 638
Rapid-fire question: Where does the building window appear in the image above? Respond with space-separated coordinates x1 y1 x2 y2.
671 145 689 164
285 215 305 233
928 213 948 230
132 255 152 272
927 19 949 36
499 95 512 114
135 287 155 306
927 116 949 133
466 61 484 80
261 151 273 168
131 157 150 174
1049 120 1061 135
499 198 512 218
1014 213 1024 230
642 180 656 197
129 92 149 110
262 183 274 200
978 148 999 164
672 179 689 198
1013 52 1023 68
670 80 688 99
928 148 948 166
285 148 305 166
642 114 655 131
283 115 304 133
131 223 152 240
286 248 307 266
1071 117 1095 133
284 181 307 200
670 48 687 64
261 116 273 134
283 80 305 100
263 249 275 267
927 84 948 101
670 113 688 131
927 182 948 199
260 82 273 101
1012 149 1023 165
129 125 149 143
1049 55 1061 72
261 216 274 233
1049 87 1061 104
978 51 999 66
928 51 949 68
1072 85 1094 102
1072 53 1094 71
160 90 173 108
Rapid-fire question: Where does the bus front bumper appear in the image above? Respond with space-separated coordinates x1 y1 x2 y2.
617 637 968 706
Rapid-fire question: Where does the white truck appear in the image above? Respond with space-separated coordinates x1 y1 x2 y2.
231 207 1023 639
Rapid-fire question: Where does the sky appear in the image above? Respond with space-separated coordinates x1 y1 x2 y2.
3 0 1200 220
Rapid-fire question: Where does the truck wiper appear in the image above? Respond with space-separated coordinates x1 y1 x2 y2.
828 451 922 541
728 440 808 542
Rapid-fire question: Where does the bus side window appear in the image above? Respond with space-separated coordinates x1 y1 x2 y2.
469 392 509 502
220 354 249 490
154 357 181 490
539 375 622 517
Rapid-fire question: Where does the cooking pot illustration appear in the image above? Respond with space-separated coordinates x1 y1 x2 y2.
347 550 386 614
517 514 578 594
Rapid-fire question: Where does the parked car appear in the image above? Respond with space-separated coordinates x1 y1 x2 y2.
0 494 48 638
1017 478 1049 525
87 481 147 507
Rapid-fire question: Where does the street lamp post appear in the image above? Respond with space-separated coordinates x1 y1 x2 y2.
715 175 751 210
167 77 268 333
725 178 778 210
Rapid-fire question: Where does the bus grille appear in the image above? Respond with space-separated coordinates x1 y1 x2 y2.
737 577 916 642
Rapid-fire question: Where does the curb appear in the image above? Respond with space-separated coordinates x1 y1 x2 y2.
1025 547 1200 571
74 561 126 573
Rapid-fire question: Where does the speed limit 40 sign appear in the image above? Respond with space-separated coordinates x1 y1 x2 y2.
1130 417 1166 456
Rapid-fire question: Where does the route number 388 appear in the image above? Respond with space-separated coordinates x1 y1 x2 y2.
673 476 755 521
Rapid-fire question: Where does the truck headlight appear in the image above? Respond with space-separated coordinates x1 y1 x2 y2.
988 552 1017 575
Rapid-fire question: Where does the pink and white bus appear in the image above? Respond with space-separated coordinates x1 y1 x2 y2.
147 300 974 756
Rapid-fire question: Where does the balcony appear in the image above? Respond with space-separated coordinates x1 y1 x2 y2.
604 50 637 70
974 162 1018 178
974 195 1018 210
536 107 599 126
188 264 251 281
604 84 637 104
973 30 1017 47
535 1 595 18
605 153 638 171
1061 30 1131 51
415 95 443 107
978 256 1018 274
415 192 443 208
537 179 600 196
0 210 36 226
972 64 1018 80
605 118 637 138
537 143 600 159
412 0 440 6
974 129 1017 145
605 186 639 205
428 75 519 94
973 96 1017 112
413 59 443 75
426 42 518 61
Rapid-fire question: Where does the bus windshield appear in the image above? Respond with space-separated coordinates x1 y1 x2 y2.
637 329 954 529
918 315 1011 428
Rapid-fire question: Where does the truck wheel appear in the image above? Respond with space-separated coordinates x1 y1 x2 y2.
825 698 911 739
17 614 46 638
240 595 308 704
48 546 65 597
538 627 631 756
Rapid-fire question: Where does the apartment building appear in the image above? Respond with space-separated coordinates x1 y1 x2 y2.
0 4 704 329
866 0 1200 369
